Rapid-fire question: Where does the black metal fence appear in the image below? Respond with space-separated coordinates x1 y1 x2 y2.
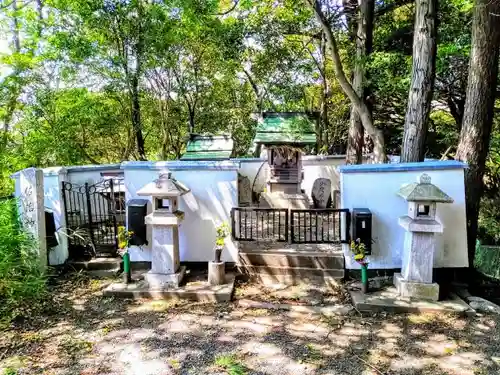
231 207 350 244
291 209 350 244
62 179 125 258
231 208 288 242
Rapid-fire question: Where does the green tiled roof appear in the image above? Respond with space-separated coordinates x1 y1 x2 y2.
397 174 454 203
181 135 233 161
253 113 317 145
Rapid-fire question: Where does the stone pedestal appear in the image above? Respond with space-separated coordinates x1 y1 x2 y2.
150 225 180 274
145 266 186 289
401 230 435 283
394 273 439 301
208 261 225 286
144 224 184 288
396 216 441 301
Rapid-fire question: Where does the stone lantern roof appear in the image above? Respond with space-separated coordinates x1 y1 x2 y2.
397 174 453 203
137 173 190 197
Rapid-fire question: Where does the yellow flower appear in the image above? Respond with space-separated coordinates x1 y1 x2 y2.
354 254 364 261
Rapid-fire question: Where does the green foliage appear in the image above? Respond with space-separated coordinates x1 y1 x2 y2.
0 199 47 327
214 353 248 375
0 0 498 258
350 238 368 265
478 118 500 244
474 244 500 279
117 226 134 250
215 222 230 247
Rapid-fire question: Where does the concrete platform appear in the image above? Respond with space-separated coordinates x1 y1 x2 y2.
103 273 235 302
350 287 475 316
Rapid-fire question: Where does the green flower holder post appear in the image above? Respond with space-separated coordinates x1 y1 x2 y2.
361 263 369 294
123 251 131 284
351 238 369 294
118 226 134 284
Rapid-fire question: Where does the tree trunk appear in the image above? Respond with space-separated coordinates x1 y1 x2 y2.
1 0 22 151
131 74 146 160
187 103 195 134
455 0 500 269
346 0 374 164
307 0 386 163
131 2 146 161
319 34 329 151
10 0 21 52
400 0 437 162
447 95 465 131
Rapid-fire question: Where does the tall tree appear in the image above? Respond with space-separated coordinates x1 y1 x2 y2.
400 0 437 162
307 0 386 162
455 0 500 268
346 0 375 164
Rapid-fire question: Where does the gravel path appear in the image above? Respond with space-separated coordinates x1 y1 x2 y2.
1 276 499 375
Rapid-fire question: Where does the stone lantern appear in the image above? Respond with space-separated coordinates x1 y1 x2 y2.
137 172 190 288
394 173 453 301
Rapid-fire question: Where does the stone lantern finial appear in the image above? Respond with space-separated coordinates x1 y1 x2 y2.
419 173 431 184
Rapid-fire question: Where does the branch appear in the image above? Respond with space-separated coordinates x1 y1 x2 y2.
1 0 34 10
301 38 325 79
243 68 260 99
375 0 413 17
0 0 14 9
216 0 238 15
352 353 387 375
306 0 386 162
307 0 359 106
282 31 323 40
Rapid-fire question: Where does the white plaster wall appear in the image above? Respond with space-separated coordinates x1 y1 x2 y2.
340 168 468 269
124 167 238 263
66 164 122 185
44 171 69 265
238 156 345 198
68 170 108 185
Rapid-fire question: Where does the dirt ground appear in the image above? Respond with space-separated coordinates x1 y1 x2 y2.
1 275 499 375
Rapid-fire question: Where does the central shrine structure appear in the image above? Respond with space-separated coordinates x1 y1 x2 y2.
254 112 317 209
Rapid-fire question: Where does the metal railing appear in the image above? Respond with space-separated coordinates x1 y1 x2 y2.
62 179 125 258
231 207 350 244
291 208 350 244
231 208 288 242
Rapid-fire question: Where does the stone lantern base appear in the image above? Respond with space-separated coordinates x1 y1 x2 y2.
145 266 186 289
394 273 439 301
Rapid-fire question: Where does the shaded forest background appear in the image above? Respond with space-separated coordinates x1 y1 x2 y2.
1 0 500 247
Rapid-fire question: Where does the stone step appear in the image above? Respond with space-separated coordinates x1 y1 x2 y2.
259 192 310 209
239 251 344 270
237 264 344 285
68 257 123 272
88 268 122 278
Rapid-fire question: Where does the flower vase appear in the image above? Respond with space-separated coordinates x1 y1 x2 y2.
361 263 368 293
214 246 223 263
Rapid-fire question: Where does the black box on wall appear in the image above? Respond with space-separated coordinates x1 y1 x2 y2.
352 208 372 255
127 199 149 246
